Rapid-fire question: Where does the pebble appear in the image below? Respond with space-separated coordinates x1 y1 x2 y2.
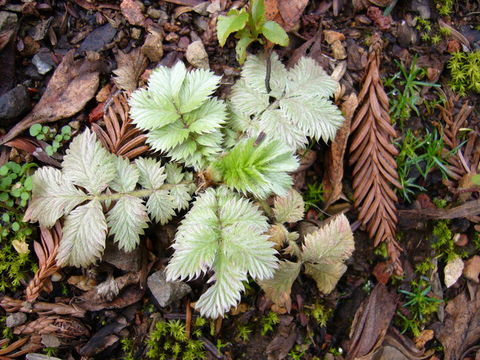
32 49 55 75
41 334 61 348
0 11 17 32
79 23 117 53
147 269 191 307
331 40 347 60
147 7 164 19
6 312 27 328
0 85 31 125
324 30 345 44
186 40 209 69
142 28 164 62
130 27 142 40
102 241 143 272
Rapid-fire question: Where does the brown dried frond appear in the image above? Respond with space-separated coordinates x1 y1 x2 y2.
25 223 61 303
0 336 42 358
13 316 89 338
91 92 149 159
349 34 402 274
0 296 86 318
437 91 476 179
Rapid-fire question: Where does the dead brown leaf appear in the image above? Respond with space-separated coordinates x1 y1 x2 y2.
348 34 402 274
266 315 297 360
113 48 148 92
464 256 480 283
277 0 308 31
14 316 89 338
435 284 480 360
0 297 85 318
322 93 358 208
120 0 146 26
0 336 42 358
0 50 101 145
347 284 398 360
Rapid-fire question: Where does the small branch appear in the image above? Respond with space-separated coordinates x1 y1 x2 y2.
264 48 273 94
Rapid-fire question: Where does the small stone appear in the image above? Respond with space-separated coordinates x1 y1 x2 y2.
0 11 17 32
165 32 179 42
142 28 164 62
331 40 347 60
186 40 209 69
41 334 61 348
6 312 27 328
178 36 190 49
147 7 163 19
121 0 146 27
102 241 143 272
355 15 372 25
147 269 191 307
79 23 117 53
447 39 461 53
323 30 345 44
26 354 62 360
0 85 31 125
32 49 55 75
454 233 468 247
130 27 142 40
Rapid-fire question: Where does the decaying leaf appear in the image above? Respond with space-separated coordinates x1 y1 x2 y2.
444 255 464 288
259 214 354 310
347 284 398 360
25 223 62 303
435 284 480 360
323 93 358 208
463 255 480 283
348 33 402 274
0 336 42 358
0 50 101 145
14 316 89 338
92 92 148 159
266 315 297 360
112 48 148 92
273 189 305 223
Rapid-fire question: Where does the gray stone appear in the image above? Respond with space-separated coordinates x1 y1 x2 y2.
186 40 209 69
79 23 116 53
102 240 143 272
141 28 164 62
0 85 31 124
147 269 191 307
41 334 61 348
6 312 27 328
32 50 55 75
26 354 62 360
0 11 17 32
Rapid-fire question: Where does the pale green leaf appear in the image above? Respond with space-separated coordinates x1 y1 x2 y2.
109 157 139 193
148 61 187 101
261 21 289 46
302 214 354 264
179 69 222 113
216 10 249 47
107 196 149 251
257 260 301 311
230 79 269 116
24 167 87 227
187 99 227 134
273 189 305 223
146 190 176 225
304 262 347 294
235 36 255 64
62 129 116 195
259 109 307 149
146 123 191 152
135 157 166 189
250 0 265 28
56 200 107 267
241 52 287 97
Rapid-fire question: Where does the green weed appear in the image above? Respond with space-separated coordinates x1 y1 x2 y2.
304 302 333 327
303 183 324 211
29 124 72 156
260 311 280 336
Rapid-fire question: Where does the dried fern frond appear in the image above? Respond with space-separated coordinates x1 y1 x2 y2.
92 92 149 159
437 92 476 180
349 34 402 274
25 223 62 303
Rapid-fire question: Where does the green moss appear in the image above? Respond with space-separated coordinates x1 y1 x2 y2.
146 319 206 360
304 302 333 327
448 51 480 95
435 0 454 16
260 311 280 336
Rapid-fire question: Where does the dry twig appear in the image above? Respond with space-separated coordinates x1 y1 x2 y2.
349 33 402 274
13 316 89 338
91 92 148 159
0 296 85 318
0 336 42 358
25 223 61 303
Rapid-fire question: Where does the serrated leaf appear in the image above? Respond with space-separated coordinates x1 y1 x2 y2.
216 10 249 47
147 190 176 224
107 196 149 251
444 256 464 288
56 200 107 267
148 61 187 101
304 262 347 294
187 99 227 134
24 167 87 227
109 157 139 193
179 69 222 114
261 21 289 46
135 157 166 189
258 260 301 311
273 189 305 223
302 214 354 264
62 129 116 195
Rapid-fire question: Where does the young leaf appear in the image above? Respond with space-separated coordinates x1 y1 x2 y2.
250 0 265 29
273 189 305 223
217 9 249 47
257 260 301 311
261 21 289 46
209 138 299 199
166 186 278 318
236 35 255 64
56 200 107 267
24 167 87 227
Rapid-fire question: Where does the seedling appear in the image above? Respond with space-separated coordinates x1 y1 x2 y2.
303 182 324 211
29 124 72 156
216 0 289 63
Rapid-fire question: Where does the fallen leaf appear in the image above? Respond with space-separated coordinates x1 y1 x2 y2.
277 0 308 31
464 256 480 283
346 284 398 360
67 275 97 291
120 0 146 26
322 93 357 208
0 50 101 145
444 256 465 288
266 316 297 360
113 48 148 92
414 329 434 349
435 284 480 360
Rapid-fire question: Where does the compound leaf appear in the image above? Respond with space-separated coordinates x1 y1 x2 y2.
273 189 305 223
304 262 347 294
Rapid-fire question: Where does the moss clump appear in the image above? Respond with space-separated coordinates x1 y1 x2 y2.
448 51 480 95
